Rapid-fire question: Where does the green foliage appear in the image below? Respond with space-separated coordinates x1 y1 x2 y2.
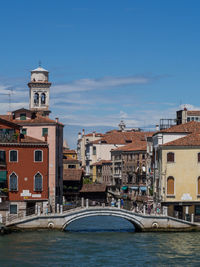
83 178 92 184
149 187 153 196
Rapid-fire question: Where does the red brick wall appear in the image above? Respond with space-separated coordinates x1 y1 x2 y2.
0 145 48 201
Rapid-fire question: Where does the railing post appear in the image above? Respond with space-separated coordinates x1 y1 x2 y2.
81 197 84 208
38 205 41 216
60 205 63 214
86 199 89 208
57 204 60 213
191 213 194 223
35 204 38 215
143 205 146 215
118 199 121 209
0 214 2 223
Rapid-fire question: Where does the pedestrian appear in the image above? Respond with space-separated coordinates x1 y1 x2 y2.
46 203 49 215
147 205 151 215
120 199 124 209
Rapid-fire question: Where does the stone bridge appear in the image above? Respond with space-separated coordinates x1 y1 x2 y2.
5 207 200 232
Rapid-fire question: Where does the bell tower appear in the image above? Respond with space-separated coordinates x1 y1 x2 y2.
28 65 51 116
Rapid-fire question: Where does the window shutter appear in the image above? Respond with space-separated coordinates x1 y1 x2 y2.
167 152 174 162
167 177 174 195
198 177 200 195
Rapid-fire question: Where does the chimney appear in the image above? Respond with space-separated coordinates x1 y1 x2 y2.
55 117 59 123
156 125 159 131
92 131 96 140
44 134 48 142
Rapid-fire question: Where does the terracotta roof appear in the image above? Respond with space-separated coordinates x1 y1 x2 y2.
63 159 80 164
163 132 200 147
63 169 83 181
158 121 200 134
92 160 112 166
85 133 104 137
0 117 21 129
0 114 64 126
63 149 76 154
21 135 47 144
113 141 147 152
80 184 107 193
91 131 154 145
187 111 200 116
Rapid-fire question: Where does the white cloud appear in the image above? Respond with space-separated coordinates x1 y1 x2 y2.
51 75 152 93
180 104 200 110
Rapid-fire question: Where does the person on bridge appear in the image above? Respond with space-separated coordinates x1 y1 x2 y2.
120 199 124 209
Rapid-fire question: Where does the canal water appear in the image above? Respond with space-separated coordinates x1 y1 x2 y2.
0 216 200 266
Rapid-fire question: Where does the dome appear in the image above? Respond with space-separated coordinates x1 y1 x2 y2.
31 67 48 73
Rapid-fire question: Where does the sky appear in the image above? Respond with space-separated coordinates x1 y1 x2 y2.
0 0 200 148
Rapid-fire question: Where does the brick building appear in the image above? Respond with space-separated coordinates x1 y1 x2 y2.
0 117 49 216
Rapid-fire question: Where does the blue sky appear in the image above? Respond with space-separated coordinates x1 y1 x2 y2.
0 0 200 147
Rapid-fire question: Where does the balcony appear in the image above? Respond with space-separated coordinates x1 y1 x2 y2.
0 130 18 143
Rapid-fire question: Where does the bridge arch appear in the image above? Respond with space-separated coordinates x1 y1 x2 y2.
62 209 144 232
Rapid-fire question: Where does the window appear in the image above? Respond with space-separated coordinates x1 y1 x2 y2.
198 153 200 163
9 150 18 162
10 204 17 214
187 117 190 122
196 117 199 121
20 113 26 120
167 176 174 195
41 93 46 105
42 128 48 137
34 93 39 105
167 152 174 163
34 173 42 191
0 151 6 164
34 150 43 162
93 146 96 155
21 128 27 135
68 165 76 168
9 173 18 191
195 205 200 215
198 177 200 195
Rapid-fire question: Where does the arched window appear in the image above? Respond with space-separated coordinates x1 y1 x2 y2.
198 177 200 195
167 176 174 195
167 152 175 163
9 172 18 191
34 150 43 162
34 172 43 191
41 93 46 105
34 93 39 105
9 150 18 162
198 153 200 163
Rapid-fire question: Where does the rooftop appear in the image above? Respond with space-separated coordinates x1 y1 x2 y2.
63 169 83 181
158 121 200 134
91 131 154 145
163 132 200 147
80 184 107 193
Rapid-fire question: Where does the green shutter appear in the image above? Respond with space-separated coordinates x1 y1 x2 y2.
42 128 48 136
0 171 7 182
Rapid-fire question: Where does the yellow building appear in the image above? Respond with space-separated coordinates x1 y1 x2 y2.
159 132 200 221
63 149 77 160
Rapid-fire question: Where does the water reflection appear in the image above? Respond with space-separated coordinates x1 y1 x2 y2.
65 216 135 232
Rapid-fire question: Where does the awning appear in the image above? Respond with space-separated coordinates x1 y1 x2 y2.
0 171 7 182
130 186 138 190
121 186 128 190
140 186 147 191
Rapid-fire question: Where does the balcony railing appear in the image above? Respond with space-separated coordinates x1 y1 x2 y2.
0 133 18 143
